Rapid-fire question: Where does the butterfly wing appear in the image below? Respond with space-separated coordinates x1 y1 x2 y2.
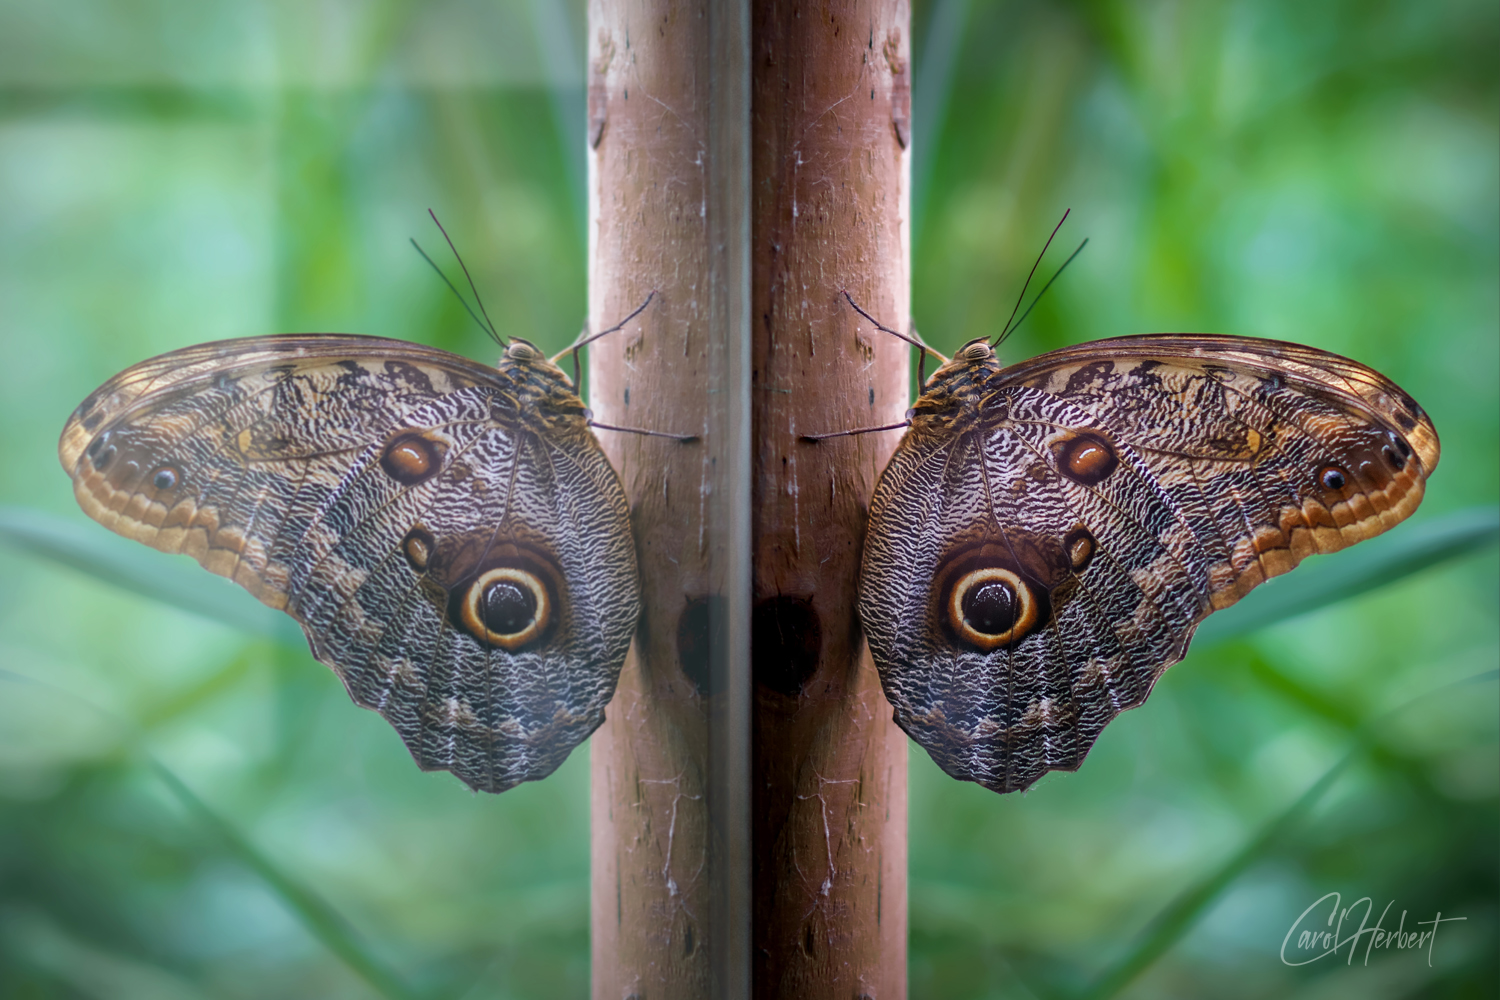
860 334 1437 793
60 335 639 793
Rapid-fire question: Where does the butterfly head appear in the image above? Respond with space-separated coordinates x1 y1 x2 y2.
502 338 543 363
500 337 575 388
925 337 1001 387
955 338 997 364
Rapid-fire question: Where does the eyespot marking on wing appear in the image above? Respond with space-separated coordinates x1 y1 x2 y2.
87 433 118 471
460 566 552 650
57 335 645 796
947 566 1040 650
1064 526 1096 572
1052 431 1119 487
402 526 435 571
380 431 447 486
859 332 1440 797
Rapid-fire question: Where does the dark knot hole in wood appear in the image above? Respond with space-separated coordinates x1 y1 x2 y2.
751 596 822 697
676 593 728 697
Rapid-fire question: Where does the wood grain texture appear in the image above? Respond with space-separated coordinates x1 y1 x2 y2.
752 1 911 995
587 1 727 996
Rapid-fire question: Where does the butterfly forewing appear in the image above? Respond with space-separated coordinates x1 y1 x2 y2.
60 335 639 793
860 334 1438 794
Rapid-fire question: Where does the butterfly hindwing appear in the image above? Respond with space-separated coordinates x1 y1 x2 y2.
860 334 1438 794
60 335 639 793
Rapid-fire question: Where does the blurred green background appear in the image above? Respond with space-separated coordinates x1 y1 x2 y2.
0 1 1494 998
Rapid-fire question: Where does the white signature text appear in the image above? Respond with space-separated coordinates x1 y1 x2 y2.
1281 892 1466 967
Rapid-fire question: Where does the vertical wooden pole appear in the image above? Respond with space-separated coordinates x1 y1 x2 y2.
591 1 907 995
588 1 750 997
752 2 911 997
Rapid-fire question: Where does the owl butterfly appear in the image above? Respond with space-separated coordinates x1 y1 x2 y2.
840 303 1438 794
58 299 669 793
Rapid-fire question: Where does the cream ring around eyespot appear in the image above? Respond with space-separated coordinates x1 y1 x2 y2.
947 566 1038 650
460 567 552 650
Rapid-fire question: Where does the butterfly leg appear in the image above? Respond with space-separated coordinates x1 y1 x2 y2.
588 419 699 443
800 418 912 443
840 290 947 368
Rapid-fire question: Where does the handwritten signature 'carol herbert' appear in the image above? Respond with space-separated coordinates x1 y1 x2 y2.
1281 892 1466 968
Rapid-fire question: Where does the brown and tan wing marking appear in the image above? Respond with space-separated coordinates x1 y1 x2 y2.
60 335 639 793
859 334 1437 794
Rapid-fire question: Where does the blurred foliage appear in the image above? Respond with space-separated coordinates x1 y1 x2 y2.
907 1 1498 997
1 3 594 998
0 0 1494 998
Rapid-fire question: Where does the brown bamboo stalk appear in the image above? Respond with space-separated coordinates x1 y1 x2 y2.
588 1 750 996
751 2 911 996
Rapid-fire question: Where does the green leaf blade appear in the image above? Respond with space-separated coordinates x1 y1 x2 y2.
1194 505 1499 645
0 505 305 647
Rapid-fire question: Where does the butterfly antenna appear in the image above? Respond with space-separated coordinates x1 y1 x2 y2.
995 238 1088 348
427 209 504 346
994 208 1070 346
410 238 504 347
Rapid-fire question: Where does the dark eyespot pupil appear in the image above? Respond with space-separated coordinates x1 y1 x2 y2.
1393 436 1412 458
482 580 536 636
1321 467 1347 491
1382 445 1405 470
94 445 116 471
153 468 177 490
961 581 1018 636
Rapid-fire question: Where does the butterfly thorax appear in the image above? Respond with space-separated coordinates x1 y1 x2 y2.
907 346 1004 441
492 348 590 437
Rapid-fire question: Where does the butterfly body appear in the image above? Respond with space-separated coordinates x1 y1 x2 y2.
61 335 639 793
859 334 1437 794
